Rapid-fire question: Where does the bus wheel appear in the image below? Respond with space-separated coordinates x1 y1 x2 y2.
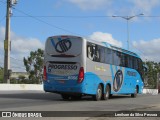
61 94 70 100
93 85 102 101
102 85 110 100
131 86 138 98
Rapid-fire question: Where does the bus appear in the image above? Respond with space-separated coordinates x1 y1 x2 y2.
43 35 144 101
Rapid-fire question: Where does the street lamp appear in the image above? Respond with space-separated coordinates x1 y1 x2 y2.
112 13 144 50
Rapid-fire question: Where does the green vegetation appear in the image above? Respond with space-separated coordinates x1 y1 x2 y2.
23 48 44 84
11 75 31 84
144 61 160 89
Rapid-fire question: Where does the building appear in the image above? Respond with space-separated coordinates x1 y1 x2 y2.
11 72 29 79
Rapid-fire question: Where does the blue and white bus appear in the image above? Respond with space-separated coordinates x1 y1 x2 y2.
43 35 144 101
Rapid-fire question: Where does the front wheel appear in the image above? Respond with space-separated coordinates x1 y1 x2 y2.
93 85 102 101
131 86 138 98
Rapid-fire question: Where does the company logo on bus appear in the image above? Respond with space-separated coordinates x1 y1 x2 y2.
113 70 123 92
48 64 78 73
55 39 72 53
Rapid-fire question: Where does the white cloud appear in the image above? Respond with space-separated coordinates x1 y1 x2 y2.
131 0 160 15
107 0 160 17
12 37 44 54
0 27 44 54
0 27 44 71
133 38 160 62
67 0 160 16
68 0 112 10
88 32 122 47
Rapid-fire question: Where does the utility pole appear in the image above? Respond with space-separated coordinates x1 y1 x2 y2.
3 0 17 83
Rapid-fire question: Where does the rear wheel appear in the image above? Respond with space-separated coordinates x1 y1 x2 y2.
131 86 138 98
102 85 110 100
93 85 102 101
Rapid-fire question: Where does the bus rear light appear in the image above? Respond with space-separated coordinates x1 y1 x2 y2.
77 67 84 83
43 66 47 80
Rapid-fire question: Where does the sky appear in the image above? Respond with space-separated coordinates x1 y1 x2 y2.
0 0 160 72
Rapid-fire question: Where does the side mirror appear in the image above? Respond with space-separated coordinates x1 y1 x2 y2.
143 65 148 72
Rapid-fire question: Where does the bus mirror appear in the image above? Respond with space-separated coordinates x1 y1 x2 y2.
143 65 148 72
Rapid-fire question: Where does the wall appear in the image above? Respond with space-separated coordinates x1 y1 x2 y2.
0 84 43 91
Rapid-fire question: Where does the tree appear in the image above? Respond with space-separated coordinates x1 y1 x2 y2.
23 49 44 84
144 61 160 88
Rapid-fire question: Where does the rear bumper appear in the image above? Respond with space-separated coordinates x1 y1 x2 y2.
43 82 84 94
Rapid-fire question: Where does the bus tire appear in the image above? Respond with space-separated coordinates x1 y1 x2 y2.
61 94 70 100
102 85 110 100
131 86 138 98
93 85 102 101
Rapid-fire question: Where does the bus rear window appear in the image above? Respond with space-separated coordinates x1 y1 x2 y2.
45 36 82 57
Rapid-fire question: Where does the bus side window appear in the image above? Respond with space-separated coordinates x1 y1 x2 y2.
125 55 132 68
105 48 112 64
125 55 129 68
120 53 125 67
94 45 100 62
133 57 138 70
87 45 94 60
113 51 121 66
138 59 143 73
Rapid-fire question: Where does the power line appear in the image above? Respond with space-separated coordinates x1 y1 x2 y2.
12 15 160 18
12 15 114 18
12 7 81 36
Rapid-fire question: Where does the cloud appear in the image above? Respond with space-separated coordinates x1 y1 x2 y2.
67 0 160 16
68 0 112 10
107 0 160 17
88 32 122 47
0 27 44 71
133 38 160 62
131 0 160 15
0 27 44 54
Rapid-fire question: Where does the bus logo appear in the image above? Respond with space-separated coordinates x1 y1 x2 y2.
55 39 72 53
113 70 123 92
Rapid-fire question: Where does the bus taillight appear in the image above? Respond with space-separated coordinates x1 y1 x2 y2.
77 67 84 83
43 66 47 80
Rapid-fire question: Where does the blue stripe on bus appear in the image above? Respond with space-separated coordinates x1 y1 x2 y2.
110 65 114 81
50 38 56 47
120 66 122 70
115 66 118 71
